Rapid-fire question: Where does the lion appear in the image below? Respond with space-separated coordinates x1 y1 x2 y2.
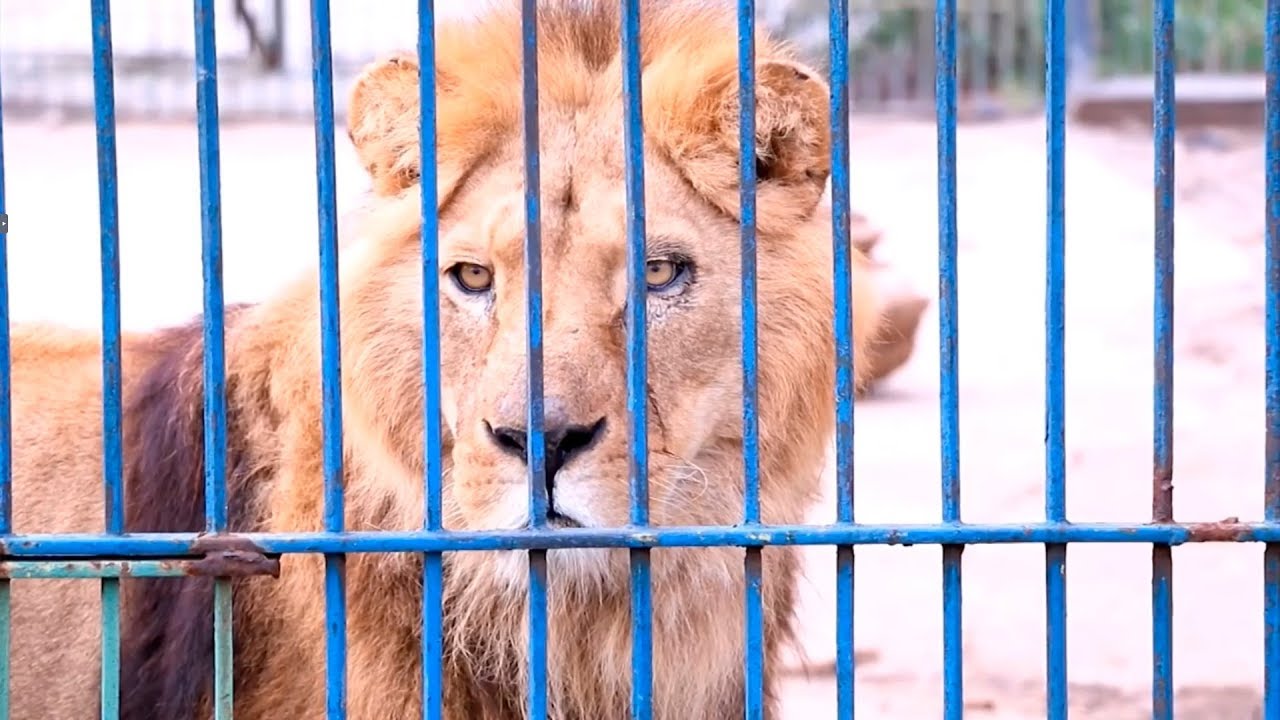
5 1 881 718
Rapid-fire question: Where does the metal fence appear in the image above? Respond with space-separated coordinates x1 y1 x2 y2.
0 0 1269 121
0 1 1276 720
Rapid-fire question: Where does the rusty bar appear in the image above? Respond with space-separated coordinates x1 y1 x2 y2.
1150 0 1177 716
0 552 280 580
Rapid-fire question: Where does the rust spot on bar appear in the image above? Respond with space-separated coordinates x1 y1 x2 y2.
1153 462 1174 523
1183 517 1251 543
190 532 270 556
186 550 280 578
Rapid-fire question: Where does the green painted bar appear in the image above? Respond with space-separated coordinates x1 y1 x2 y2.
0 559 240 579
100 580 120 720
213 578 234 719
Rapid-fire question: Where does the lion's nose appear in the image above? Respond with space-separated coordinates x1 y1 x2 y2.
484 412 607 489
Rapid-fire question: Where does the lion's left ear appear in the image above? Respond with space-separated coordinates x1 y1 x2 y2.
645 52 831 234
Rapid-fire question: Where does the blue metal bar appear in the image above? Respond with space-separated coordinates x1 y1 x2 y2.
620 2 648 533
4 521 1275 557
91 0 124 540
519 1 548 717
828 0 854 537
417 1 445 719
737 0 759 530
90 3 123 717
0 0 9 541
1044 0 1068 717
1269 548 1280 720
619 0 652 717
1151 0 1176 717
0 39 9 720
735 1 764 716
194 0 228 536
827 0 856 714
520 0 546 531
1264 1 1280 717
934 0 963 717
192 2 234 717
307 1 347 717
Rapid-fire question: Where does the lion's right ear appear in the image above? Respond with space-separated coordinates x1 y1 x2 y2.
347 54 426 196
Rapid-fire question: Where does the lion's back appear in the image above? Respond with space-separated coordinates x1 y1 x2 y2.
7 324 160 719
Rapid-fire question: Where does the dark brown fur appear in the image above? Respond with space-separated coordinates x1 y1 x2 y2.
118 305 276 720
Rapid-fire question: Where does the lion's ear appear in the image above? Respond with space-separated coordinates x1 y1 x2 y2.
645 53 831 235
347 53 425 196
749 59 831 189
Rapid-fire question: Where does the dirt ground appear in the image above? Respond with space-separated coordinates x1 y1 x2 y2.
2 116 1268 718
777 118 1268 719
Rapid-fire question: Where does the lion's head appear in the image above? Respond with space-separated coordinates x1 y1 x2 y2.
337 1 880 589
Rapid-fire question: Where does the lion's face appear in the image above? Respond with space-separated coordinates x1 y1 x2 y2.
338 3 881 590
436 132 748 535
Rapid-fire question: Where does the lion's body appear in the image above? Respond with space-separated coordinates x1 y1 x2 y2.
9 327 126 718
6 2 881 718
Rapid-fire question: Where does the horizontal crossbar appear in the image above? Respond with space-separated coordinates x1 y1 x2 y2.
0 551 281 579
0 520 1267 560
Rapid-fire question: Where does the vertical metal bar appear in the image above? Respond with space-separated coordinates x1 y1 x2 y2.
0 20 9 536
1044 0 1068 717
619 1 653 718
1263 1 1280 717
192 2 234 717
736 0 764 717
737 0 760 530
0 30 12 720
1151 0 1175 717
91 0 124 541
308 1 347 717
194 0 227 536
935 0 963 717
828 0 857 715
519 2 548 718
90 2 124 717
417 2 445 719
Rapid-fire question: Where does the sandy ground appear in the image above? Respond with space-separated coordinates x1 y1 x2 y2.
778 118 1268 719
2 115 1269 718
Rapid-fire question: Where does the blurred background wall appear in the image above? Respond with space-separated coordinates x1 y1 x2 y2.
2 0 1266 123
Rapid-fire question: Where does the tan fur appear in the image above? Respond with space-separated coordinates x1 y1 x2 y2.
8 2 880 718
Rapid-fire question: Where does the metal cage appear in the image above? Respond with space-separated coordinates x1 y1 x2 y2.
0 0 1276 718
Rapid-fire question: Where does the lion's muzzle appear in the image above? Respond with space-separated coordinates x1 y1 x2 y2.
483 400 607 524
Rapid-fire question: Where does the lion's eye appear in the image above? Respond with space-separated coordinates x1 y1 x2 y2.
449 263 493 294
645 259 684 292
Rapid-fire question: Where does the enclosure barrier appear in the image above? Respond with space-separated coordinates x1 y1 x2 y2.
0 0 1275 719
